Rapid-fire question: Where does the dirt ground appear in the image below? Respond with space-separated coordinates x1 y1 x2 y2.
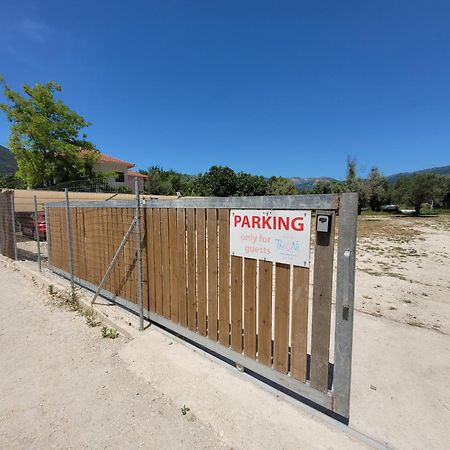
0 214 449 449
356 214 450 335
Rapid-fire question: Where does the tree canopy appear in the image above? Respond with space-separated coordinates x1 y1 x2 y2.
0 79 97 188
144 165 298 197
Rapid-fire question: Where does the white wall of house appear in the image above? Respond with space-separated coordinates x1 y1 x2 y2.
92 161 132 189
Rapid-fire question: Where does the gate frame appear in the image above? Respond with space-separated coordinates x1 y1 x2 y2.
46 192 357 421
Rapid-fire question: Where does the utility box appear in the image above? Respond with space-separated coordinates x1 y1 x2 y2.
316 214 331 233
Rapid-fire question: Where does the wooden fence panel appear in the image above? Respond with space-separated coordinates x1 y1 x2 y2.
291 266 309 382
45 194 354 419
230 256 243 352
186 208 196 332
160 208 171 318
168 209 179 323
258 260 273 366
243 258 257 359
196 209 207 337
273 263 290 374
176 208 187 327
218 209 230 347
207 209 218 341
310 212 336 392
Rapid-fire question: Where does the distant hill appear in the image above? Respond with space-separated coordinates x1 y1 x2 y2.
387 165 450 183
0 145 17 174
289 177 338 191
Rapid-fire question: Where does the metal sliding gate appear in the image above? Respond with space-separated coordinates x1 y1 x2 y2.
46 193 357 421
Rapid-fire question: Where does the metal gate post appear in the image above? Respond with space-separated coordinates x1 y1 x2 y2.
64 189 74 290
332 192 358 420
34 196 42 272
135 178 144 331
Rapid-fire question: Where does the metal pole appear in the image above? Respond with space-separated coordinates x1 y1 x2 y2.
135 178 144 331
64 188 74 290
33 196 42 272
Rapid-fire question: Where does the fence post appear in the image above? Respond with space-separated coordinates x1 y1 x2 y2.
10 191 18 260
332 192 358 420
135 178 144 331
33 196 42 272
64 188 74 290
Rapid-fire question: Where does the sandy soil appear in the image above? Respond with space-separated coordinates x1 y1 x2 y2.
0 267 226 450
356 215 450 335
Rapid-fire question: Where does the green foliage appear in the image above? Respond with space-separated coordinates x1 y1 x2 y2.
367 168 389 211
0 172 26 189
235 172 268 196
0 79 97 188
181 405 190 415
101 326 119 339
266 176 298 195
392 173 447 215
146 165 195 195
194 165 238 196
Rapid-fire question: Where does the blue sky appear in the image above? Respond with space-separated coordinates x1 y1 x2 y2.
1 0 449 179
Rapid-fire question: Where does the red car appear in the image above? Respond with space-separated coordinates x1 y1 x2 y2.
22 212 46 240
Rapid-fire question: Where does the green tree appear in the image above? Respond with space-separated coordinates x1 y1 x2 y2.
392 173 446 215
0 172 26 189
266 176 298 195
235 172 268 196
194 166 238 196
146 166 196 195
342 158 368 211
0 79 97 188
367 167 389 211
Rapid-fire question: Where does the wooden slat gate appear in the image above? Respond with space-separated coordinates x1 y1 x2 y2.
46 193 357 421
0 190 17 260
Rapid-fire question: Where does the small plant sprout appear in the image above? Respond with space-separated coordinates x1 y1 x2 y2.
101 326 119 339
48 284 54 295
181 405 190 416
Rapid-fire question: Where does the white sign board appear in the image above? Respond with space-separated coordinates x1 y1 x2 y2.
230 209 311 267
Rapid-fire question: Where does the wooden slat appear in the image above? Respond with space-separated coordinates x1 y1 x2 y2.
160 208 171 318
186 208 196 331
243 258 257 359
111 207 121 297
152 208 163 315
291 266 310 382
218 209 230 347
176 209 187 327
230 256 243 352
207 209 218 341
70 208 79 280
105 208 113 293
128 208 136 303
310 211 336 392
77 208 87 283
274 263 290 373
196 208 207 336
168 209 179 322
50 209 59 270
258 260 273 366
60 208 68 275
